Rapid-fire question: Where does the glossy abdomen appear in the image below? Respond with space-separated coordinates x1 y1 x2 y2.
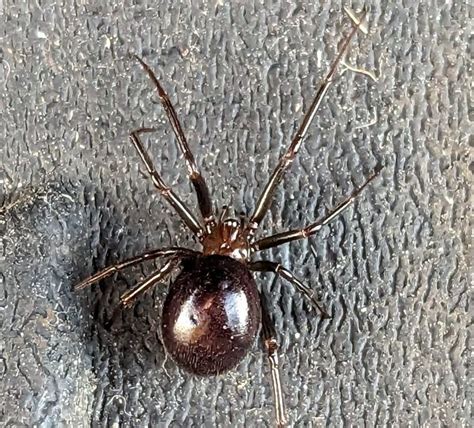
161 255 261 376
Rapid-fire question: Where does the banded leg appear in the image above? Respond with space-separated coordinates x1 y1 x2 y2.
250 261 328 318
135 56 215 231
252 165 382 251
130 128 203 236
75 247 198 290
247 9 368 234
260 291 287 427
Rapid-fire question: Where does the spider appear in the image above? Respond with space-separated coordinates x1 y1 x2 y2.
76 9 381 427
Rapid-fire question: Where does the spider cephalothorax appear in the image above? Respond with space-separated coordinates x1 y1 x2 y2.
201 210 252 261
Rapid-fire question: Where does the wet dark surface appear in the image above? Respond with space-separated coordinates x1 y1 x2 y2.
0 1 470 426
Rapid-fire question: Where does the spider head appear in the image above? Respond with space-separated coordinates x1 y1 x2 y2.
201 209 251 261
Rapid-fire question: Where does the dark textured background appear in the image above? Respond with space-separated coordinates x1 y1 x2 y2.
0 1 471 427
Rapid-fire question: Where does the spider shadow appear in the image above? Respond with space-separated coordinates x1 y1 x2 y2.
69 180 185 378
1 175 175 386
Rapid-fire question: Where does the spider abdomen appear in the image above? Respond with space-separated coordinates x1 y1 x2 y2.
161 255 261 376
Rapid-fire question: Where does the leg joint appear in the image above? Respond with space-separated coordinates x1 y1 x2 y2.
265 338 279 354
274 263 283 274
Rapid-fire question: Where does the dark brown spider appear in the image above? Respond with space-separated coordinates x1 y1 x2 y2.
76 9 380 427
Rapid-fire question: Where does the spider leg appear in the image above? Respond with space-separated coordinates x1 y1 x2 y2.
135 56 215 231
119 257 180 308
105 257 181 329
247 8 368 235
250 260 328 317
260 290 287 427
130 128 204 237
252 166 382 252
75 247 198 290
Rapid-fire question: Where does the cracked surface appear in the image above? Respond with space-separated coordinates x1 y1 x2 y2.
0 1 470 427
